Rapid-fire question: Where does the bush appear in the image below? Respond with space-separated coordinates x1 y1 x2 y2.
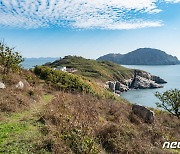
28 90 35 96
0 42 24 74
33 66 95 94
61 129 99 154
155 89 180 118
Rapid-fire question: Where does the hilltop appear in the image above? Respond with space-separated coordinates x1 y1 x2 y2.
97 48 180 65
46 56 167 94
46 55 134 82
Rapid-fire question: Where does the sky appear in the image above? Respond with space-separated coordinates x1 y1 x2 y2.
0 0 180 59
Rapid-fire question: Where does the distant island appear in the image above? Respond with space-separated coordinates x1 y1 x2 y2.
97 48 180 65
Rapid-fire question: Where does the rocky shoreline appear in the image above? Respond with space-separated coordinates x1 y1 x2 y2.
106 69 167 94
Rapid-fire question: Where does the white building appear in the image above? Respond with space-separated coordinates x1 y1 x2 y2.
55 66 67 72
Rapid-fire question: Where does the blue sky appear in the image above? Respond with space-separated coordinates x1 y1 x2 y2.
0 0 180 59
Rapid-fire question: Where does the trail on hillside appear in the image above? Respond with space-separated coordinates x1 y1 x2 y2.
0 93 54 153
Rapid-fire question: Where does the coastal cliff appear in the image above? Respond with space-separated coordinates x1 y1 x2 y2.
106 69 167 94
46 56 167 94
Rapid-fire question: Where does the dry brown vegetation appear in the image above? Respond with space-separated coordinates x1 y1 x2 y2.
0 65 179 153
40 92 180 154
0 69 43 113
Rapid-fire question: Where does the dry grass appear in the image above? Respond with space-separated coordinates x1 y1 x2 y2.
40 92 180 154
0 87 41 113
0 69 43 113
0 67 179 154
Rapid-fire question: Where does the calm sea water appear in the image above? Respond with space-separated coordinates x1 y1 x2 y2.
22 58 58 69
121 65 180 108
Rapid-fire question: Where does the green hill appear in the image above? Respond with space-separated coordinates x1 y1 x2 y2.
46 55 134 82
97 48 180 65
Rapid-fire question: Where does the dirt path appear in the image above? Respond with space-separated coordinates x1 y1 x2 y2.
0 93 54 154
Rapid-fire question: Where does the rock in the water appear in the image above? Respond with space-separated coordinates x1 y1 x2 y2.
123 78 133 87
132 104 155 124
105 69 165 94
115 82 129 92
132 76 163 89
151 75 167 84
16 81 24 89
115 90 121 94
136 70 152 80
107 81 115 92
135 70 167 84
0 82 6 89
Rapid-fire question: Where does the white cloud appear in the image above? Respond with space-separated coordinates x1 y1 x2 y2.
0 0 167 30
164 0 180 3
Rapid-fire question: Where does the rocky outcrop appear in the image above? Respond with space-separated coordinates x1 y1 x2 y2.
105 69 166 94
16 81 24 89
132 76 163 89
106 81 129 93
0 82 6 89
135 70 167 84
107 81 115 92
151 75 167 84
123 79 133 87
132 104 155 124
115 82 129 92
0 80 30 90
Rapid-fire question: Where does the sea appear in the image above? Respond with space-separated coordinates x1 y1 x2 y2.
22 58 180 108
22 58 58 69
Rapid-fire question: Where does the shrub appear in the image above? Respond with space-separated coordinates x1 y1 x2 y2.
61 129 99 154
155 89 180 118
40 92 180 153
40 93 102 153
33 66 95 94
0 88 36 113
28 90 35 96
0 42 24 74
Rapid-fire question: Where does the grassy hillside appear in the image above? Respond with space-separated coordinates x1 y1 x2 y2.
0 56 179 154
0 69 42 113
36 93 180 153
1 88 179 153
33 65 96 94
47 56 134 82
33 65 117 100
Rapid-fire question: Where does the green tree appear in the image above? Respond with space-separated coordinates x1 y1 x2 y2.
0 42 24 74
155 89 180 118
